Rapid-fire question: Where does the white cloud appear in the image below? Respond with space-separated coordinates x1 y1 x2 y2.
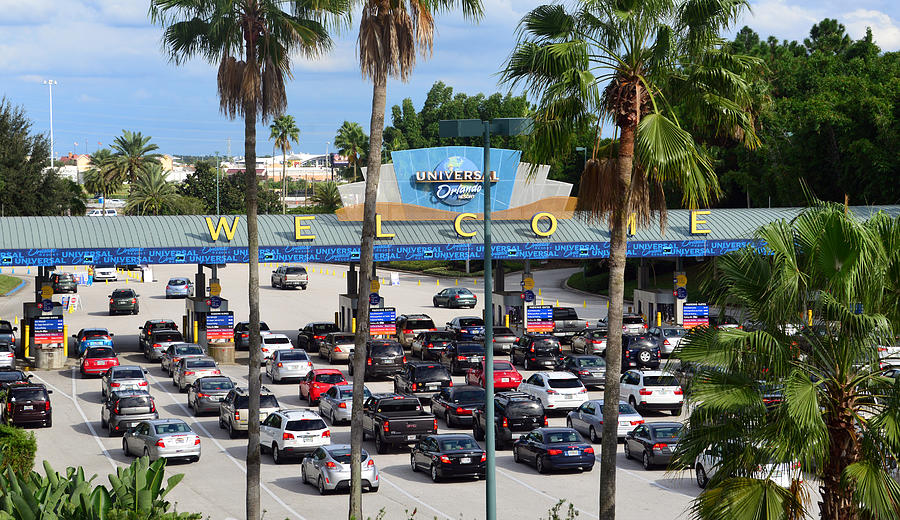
292 39 358 73
843 9 900 50
741 0 820 41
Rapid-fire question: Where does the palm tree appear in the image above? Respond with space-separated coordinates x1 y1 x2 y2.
348 0 483 515
106 130 161 185
310 181 342 212
83 148 120 212
269 115 300 213
675 202 900 520
501 1 760 517
333 121 367 182
149 2 348 519
125 164 180 215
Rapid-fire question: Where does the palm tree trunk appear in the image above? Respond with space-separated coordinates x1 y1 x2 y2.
349 74 387 520
820 402 860 520
282 146 288 214
598 124 635 520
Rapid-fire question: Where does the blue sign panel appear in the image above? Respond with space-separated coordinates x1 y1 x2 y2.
523 290 535 302
675 287 687 300
34 316 64 344
206 311 234 340
370 307 396 336
41 299 54 312
369 293 381 306
208 296 222 309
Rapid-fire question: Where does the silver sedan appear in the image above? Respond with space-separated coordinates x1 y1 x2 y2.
122 419 201 462
301 444 379 494
566 399 645 442
318 384 371 425
266 349 313 383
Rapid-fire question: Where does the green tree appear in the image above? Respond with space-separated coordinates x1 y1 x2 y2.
333 121 367 182
83 149 121 212
675 202 900 520
178 161 218 213
125 165 180 215
150 2 347 518
501 1 760 517
309 181 342 212
269 114 300 213
350 0 483 515
106 130 161 185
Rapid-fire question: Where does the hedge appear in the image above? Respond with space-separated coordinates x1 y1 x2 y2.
0 423 37 475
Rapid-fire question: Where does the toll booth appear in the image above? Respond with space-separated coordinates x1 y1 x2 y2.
22 302 66 369
182 264 234 363
338 262 385 332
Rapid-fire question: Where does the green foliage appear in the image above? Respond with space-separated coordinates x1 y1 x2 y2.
106 131 161 185
126 165 181 216
309 181 343 212
333 121 368 182
0 424 36 475
177 161 218 211
178 164 281 215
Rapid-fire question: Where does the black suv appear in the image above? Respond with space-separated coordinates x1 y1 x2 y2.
1 383 52 427
138 319 179 352
393 362 452 399
512 334 563 370
472 391 546 449
349 340 406 380
441 341 486 376
233 321 271 350
50 272 77 293
411 331 455 361
395 314 436 348
297 322 341 351
621 335 661 370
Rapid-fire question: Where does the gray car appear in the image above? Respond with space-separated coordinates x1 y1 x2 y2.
318 384 372 425
647 326 686 356
173 357 221 392
101 365 149 400
160 343 205 375
433 288 477 308
566 399 644 442
266 349 313 383
492 327 518 354
187 376 235 415
301 444 379 494
233 321 271 350
144 329 185 362
165 277 194 298
101 390 158 436
319 332 356 363
122 419 201 462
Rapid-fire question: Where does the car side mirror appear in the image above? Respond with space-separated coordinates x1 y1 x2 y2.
26 374 33 379
71 334 76 338
12 327 17 332
142 368 148 374
47 390 53 394
109 333 114 337
107 295 112 298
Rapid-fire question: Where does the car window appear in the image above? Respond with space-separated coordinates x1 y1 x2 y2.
440 438 478 451
532 339 560 350
155 422 191 434
458 318 484 327
493 361 514 371
576 357 605 368
371 343 404 356
10 388 48 401
200 379 234 392
85 347 116 358
427 332 454 341
285 267 307 275
168 278 188 286
329 447 367 463
548 378 582 389
186 359 217 369
0 372 27 382
235 394 279 409
507 401 543 416
114 368 144 379
618 402 638 414
315 373 345 384
377 400 420 413
451 389 484 402
118 395 153 409
0 321 15 333
278 350 309 361
312 324 340 334
494 327 515 336
177 345 204 355
112 289 135 298
285 418 326 431
650 425 682 439
264 336 291 345
331 334 355 343
546 431 580 443
664 328 686 337
644 376 679 386
338 386 371 400
405 319 435 329
456 344 485 355
525 374 541 385
154 332 183 342
414 365 450 380
457 288 474 295
552 308 578 320
623 316 645 325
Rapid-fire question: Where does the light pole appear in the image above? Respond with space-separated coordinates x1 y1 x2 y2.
42 80 57 168
215 151 221 215
439 117 531 520
325 141 330 182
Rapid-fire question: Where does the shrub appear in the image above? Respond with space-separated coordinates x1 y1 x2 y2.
0 423 36 475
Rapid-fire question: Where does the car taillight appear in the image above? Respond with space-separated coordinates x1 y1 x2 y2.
543 416 549 426
156 439 166 447
529 346 535 353
367 459 375 467
234 411 240 421
367 358 373 366
403 330 412 334
325 461 337 468
242 333 249 338
448 381 453 386
277 362 283 367
138 381 148 386
455 407 471 415
5 403 10 413
480 453 486 462
502 417 508 428
547 449 563 455
674 388 683 395
283 432 294 440
652 443 668 450
338 402 347 408
426 343 434 348
402 356 407 363
153 343 161 349
579 370 591 375
109 299 114 304
546 389 558 394
314 336 325 340
584 447 594 454
149 402 156 413
455 295 460 299
664 339 671 346
639 389 652 395
194 437 201 445
383 421 390 432
411 383 417 391
592 340 604 344
433 418 438 431
184 371 195 376
111 382 121 387
631 420 644 426
457 355 467 361
131 298 136 303
113 403 120 414
440 455 451 463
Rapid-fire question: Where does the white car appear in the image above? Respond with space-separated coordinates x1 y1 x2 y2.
694 444 802 489
87 209 118 217
619 370 683 416
517 371 588 411
260 334 294 363
259 409 331 464
878 342 900 368
622 314 647 334
92 264 117 281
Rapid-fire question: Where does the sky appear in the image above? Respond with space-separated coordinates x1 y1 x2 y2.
1 0 898 159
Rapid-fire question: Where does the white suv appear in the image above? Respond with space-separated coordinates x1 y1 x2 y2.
619 370 684 416
260 334 294 363
259 409 331 464
694 444 802 489
517 371 588 411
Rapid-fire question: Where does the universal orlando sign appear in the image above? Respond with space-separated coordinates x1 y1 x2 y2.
414 155 498 206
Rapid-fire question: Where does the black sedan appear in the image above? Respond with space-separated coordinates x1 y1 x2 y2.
440 342 486 376
410 434 486 482
559 355 606 388
623 421 683 470
430 385 486 427
512 427 594 473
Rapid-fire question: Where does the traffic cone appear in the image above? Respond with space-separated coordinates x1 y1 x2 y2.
538 288 542 296
417 279 421 286
436 280 439 286
556 299 559 306
14 316 18 325
455 279 458 286
473 278 477 285
583 300 587 308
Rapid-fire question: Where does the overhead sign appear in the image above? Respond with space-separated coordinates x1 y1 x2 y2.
526 305 554 333
33 316 64 344
369 307 396 336
414 156 498 206
206 311 234 341
683 303 710 329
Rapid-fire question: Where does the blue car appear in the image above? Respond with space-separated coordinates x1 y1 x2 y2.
72 328 114 355
512 427 595 473
445 316 485 340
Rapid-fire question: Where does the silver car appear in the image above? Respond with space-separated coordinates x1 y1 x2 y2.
301 444 379 494
160 343 205 375
165 277 194 298
0 343 15 369
566 399 644 442
173 357 221 392
101 365 149 400
187 376 235 415
647 326 686 355
319 332 356 363
266 349 313 383
144 330 185 362
318 384 371 425
122 419 201 462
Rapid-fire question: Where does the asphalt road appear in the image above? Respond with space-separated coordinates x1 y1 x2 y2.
10 263 699 520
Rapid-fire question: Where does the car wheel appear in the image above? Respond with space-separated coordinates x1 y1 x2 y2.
44 417 52 428
301 464 308 484
271 279 276 288
272 443 283 464
628 396 638 412
330 410 338 426
696 464 709 488
473 422 484 441
318 476 328 495
536 456 547 474
348 363 353 376
589 426 600 443
513 446 520 463
122 439 130 456
624 441 632 460
525 358 533 371
375 434 387 454
143 447 152 461
430 464 440 482
642 450 652 470
447 412 456 428
228 421 238 439
566 418 573 429
101 416 108 429
328 351 334 364
192 401 200 417
420 349 426 361
638 349 652 365
410 453 418 472
433 299 439 307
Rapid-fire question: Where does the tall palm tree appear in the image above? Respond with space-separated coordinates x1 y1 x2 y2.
106 130 161 185
149 2 347 519
269 114 300 213
675 202 900 520
125 164 180 215
501 1 760 517
348 0 483 516
83 148 120 212
310 181 342 212
333 121 367 182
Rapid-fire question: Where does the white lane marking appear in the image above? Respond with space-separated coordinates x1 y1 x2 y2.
30 369 117 471
144 372 307 520
497 467 599 519
379 476 453 520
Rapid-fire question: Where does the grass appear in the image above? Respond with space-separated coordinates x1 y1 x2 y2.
567 261 711 302
385 260 524 278
0 275 23 296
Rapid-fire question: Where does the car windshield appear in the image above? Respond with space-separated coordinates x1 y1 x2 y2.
235 395 279 408
186 359 216 369
623 316 644 325
589 330 607 338
338 387 372 399
312 324 339 333
533 339 560 350
405 319 435 329
86 347 115 358
452 389 485 402
426 332 454 342
114 368 144 379
617 402 638 414
332 334 355 343
0 345 13 353
494 328 515 336
663 328 686 337
259 323 270 331
155 423 191 434
456 344 484 355
459 318 483 327
494 361 514 371
176 345 203 355
285 418 326 431
329 447 369 463
0 322 13 333
155 332 183 342
285 267 307 274
315 373 345 384
548 378 582 389
371 343 404 356
377 400 420 413
56 274 74 282
441 438 479 451
651 426 682 439
168 278 187 286
96 264 115 269
10 388 47 401
644 376 680 387
118 396 152 409
265 337 291 345
507 402 543 416
112 290 134 298
546 431 580 443
0 372 26 382
200 379 234 392
84 331 109 339
279 350 309 361
576 357 605 368
415 366 450 380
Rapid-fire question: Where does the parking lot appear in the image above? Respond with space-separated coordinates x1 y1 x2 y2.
10 263 701 520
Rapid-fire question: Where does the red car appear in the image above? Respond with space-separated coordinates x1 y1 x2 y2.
299 369 348 405
80 346 119 377
466 360 523 391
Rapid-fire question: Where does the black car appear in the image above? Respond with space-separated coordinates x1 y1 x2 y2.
297 322 341 351
513 427 595 473
349 340 405 380
622 335 661 370
0 369 32 386
410 434 486 482
50 272 77 293
430 385 485 427
138 319 179 352
472 391 546 449
233 321 271 350
411 331 455 361
624 422 683 470
441 342 486 376
559 355 607 388
512 334 563 370
1 383 52 427
393 362 452 399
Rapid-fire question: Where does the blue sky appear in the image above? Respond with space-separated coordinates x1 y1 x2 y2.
2 0 898 159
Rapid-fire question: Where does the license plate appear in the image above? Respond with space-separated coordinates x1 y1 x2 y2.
406 434 416 440
288 364 300 369
501 378 509 382
22 405 32 411
619 421 629 426
565 450 580 456
460 457 471 464
174 437 187 444
427 383 439 389
469 357 479 362
302 437 314 443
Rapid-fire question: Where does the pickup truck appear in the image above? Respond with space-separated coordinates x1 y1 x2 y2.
362 394 437 454
551 307 588 341
270 265 308 290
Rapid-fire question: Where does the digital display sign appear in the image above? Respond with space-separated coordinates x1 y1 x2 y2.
526 305 554 333
33 316 64 344
207 311 234 341
683 303 710 329
370 307 396 336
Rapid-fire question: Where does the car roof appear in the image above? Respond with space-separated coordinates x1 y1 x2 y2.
112 365 143 372
537 371 580 379
430 433 477 441
234 386 275 395
146 418 187 425
400 314 432 319
307 321 337 326
449 385 484 392
279 409 322 419
8 383 47 392
647 422 683 430
629 370 675 378
311 368 342 374
536 427 578 434
263 333 290 340
110 389 151 398
567 354 601 359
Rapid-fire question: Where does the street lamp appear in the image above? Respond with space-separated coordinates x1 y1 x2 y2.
326 141 331 182
42 80 57 168
438 117 531 520
215 151 221 215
